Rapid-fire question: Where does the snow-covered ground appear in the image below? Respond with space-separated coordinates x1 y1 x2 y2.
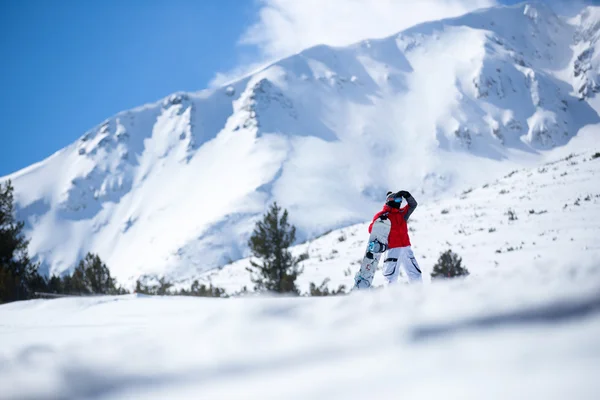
4 2 600 284
3 5 600 395
2 133 598 399
1 268 599 399
199 129 600 295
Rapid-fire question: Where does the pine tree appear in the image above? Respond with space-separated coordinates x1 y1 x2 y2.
430 250 470 280
133 275 172 296
46 275 63 294
69 252 125 295
247 202 302 294
177 280 226 297
0 180 43 303
134 278 154 295
155 277 172 295
308 278 346 296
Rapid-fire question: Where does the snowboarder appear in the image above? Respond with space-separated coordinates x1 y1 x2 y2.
354 190 422 289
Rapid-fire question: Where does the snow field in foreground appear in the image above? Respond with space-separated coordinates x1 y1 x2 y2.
1 262 600 400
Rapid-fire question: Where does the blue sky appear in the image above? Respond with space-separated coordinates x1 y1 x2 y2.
0 0 257 176
0 0 578 176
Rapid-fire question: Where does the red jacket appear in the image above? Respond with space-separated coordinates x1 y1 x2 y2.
368 205 411 248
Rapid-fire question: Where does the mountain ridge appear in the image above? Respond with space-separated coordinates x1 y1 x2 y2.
4 2 600 283
197 134 600 294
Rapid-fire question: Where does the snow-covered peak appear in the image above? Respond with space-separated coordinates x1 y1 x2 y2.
571 6 600 99
3 3 600 284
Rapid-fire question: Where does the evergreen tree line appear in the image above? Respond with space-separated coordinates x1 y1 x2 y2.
0 181 230 303
1 179 468 304
0 180 132 302
44 253 128 296
134 276 228 298
0 181 47 303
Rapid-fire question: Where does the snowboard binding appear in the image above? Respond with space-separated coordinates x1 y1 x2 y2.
354 275 371 289
368 239 387 253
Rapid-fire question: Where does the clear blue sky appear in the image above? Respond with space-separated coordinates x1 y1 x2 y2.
0 0 573 176
0 0 257 176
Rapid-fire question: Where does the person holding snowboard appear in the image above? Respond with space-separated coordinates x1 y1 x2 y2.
354 190 422 288
376 190 422 284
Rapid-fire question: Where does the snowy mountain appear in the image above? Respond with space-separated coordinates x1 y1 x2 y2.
3 2 600 284
197 131 600 293
572 6 600 99
2 141 600 399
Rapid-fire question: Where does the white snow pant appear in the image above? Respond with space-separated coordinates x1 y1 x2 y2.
382 246 422 284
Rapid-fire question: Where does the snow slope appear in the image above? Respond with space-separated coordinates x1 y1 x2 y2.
198 131 600 294
3 3 600 283
571 5 600 99
1 267 599 399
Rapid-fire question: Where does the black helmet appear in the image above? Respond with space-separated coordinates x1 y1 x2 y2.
385 191 401 209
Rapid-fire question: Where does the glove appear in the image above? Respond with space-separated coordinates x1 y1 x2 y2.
397 190 411 199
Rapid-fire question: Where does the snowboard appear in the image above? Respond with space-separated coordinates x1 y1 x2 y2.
353 213 391 289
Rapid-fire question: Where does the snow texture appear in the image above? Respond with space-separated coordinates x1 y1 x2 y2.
1 265 599 399
2 2 600 287
2 4 600 398
200 134 600 294
3 109 599 400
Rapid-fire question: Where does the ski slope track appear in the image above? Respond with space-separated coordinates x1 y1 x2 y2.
2 2 600 284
